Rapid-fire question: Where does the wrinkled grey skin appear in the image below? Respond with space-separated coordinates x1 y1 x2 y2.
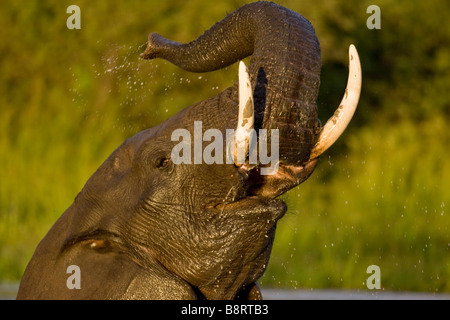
17 2 321 300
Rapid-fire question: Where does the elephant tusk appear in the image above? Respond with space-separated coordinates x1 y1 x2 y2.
234 61 255 166
309 44 362 160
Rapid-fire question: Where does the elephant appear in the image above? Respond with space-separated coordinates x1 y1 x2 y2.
17 1 361 300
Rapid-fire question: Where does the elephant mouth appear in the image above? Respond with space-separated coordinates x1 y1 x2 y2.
240 157 319 199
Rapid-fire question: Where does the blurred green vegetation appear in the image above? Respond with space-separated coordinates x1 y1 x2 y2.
0 0 449 293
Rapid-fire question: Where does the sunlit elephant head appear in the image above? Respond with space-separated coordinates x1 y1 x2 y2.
17 1 360 300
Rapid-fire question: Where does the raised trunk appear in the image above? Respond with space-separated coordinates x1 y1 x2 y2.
142 1 321 165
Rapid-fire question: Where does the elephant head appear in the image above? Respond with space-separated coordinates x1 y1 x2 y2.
17 1 361 300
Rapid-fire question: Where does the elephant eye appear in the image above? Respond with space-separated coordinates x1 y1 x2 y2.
156 157 170 169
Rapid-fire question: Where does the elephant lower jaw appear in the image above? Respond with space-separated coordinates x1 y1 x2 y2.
187 197 286 300
243 158 319 199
